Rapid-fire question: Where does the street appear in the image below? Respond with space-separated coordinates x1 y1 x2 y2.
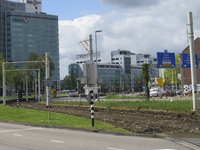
0 122 196 150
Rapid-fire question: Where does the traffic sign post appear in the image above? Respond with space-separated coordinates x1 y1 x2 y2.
182 53 198 68
157 52 176 68
45 78 53 120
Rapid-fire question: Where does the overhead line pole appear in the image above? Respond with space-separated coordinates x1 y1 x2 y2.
187 12 198 111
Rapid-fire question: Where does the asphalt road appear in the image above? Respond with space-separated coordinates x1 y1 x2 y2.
0 122 195 150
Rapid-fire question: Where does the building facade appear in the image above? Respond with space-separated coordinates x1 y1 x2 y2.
181 37 200 94
74 49 158 92
0 0 59 81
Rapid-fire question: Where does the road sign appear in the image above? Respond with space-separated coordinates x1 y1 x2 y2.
157 52 176 68
158 79 163 86
182 53 198 68
45 78 53 87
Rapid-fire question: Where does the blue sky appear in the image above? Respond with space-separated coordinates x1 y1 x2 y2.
42 0 112 20
12 0 200 80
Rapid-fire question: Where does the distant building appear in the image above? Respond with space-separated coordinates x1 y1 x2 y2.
74 49 158 92
181 37 200 94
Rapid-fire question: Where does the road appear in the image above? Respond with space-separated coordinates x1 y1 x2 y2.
0 122 196 150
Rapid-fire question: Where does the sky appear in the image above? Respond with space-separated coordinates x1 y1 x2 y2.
13 0 200 80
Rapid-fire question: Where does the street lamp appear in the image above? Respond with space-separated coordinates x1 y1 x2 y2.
95 30 102 99
95 30 102 64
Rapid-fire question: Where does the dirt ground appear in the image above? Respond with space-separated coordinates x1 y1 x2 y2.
7 101 200 134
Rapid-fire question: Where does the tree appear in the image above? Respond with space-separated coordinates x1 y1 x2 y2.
142 63 150 100
0 54 19 88
61 73 78 90
163 54 181 88
24 53 55 84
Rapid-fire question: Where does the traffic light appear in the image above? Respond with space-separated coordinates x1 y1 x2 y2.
142 80 143 83
136 81 137 83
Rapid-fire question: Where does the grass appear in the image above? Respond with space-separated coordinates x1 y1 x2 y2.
0 93 70 101
0 104 130 133
105 94 145 99
50 99 200 113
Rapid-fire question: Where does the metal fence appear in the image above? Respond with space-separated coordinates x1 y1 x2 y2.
40 94 200 113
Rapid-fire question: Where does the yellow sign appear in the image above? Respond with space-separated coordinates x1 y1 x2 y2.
158 79 163 86
51 89 54 94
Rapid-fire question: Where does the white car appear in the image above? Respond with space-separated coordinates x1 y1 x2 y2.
150 88 164 97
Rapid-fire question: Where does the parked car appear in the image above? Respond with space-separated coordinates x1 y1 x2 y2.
70 93 78 97
150 88 164 97
141 92 146 96
165 89 176 97
175 89 182 95
99 92 105 96
79 93 86 97
125 91 130 94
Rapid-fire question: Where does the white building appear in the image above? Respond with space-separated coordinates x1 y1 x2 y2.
18 0 42 13
76 49 158 78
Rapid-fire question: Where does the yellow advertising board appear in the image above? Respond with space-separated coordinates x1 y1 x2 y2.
51 89 54 94
158 79 163 86
122 84 124 91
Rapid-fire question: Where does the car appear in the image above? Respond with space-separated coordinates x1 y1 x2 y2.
70 93 78 97
141 92 146 96
150 88 164 97
175 89 182 95
125 91 130 94
79 93 86 97
98 92 105 96
165 89 176 97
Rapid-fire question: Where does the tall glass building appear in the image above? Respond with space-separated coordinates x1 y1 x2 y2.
0 0 60 81
5 11 59 80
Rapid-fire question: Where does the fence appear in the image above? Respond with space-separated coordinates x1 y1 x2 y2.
40 94 200 113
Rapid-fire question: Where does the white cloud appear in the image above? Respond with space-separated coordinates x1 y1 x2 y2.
101 0 160 8
59 0 200 80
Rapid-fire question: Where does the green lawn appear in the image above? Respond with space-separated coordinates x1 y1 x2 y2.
0 104 130 133
51 99 200 113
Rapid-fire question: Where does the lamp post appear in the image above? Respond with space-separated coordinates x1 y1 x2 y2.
95 30 102 99
95 30 102 64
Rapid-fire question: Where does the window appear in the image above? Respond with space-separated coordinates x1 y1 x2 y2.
116 58 119 60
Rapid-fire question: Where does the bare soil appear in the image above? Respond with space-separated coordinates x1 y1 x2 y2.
7 101 200 134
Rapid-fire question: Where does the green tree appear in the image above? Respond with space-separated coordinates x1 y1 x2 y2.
142 63 150 100
24 53 55 84
0 54 19 88
61 73 78 90
163 54 181 88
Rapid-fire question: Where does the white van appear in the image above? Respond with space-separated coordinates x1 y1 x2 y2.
150 88 164 97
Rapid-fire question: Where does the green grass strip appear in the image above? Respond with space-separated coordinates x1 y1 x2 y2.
51 99 200 113
0 104 130 133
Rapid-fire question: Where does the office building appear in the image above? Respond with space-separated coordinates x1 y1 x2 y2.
74 49 158 92
0 0 59 81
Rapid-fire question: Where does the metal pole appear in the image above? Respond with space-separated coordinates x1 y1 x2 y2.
188 12 198 111
17 93 19 108
38 70 40 100
59 81 61 97
45 53 49 105
90 90 94 126
3 63 6 105
26 75 28 101
89 34 93 61
35 78 37 100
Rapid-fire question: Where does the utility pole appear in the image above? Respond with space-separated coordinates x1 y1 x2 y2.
80 34 102 126
187 12 198 111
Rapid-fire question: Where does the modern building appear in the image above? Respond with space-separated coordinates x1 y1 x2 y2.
181 37 200 94
74 49 158 92
68 63 82 77
0 0 59 81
